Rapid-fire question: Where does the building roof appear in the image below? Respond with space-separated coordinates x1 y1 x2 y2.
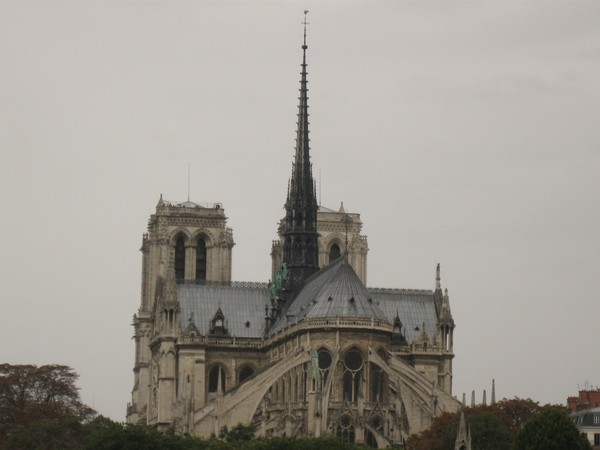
571 407 600 428
176 264 438 343
368 287 437 343
270 257 388 334
178 282 268 338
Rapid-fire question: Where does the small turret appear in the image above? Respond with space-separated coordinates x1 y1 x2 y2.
455 411 472 450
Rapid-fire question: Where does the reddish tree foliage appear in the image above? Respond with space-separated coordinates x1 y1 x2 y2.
405 398 566 450
0 364 95 446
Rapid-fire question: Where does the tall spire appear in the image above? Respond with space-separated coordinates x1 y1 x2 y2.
281 10 319 292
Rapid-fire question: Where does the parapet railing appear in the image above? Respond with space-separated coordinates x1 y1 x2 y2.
265 316 393 346
178 335 262 348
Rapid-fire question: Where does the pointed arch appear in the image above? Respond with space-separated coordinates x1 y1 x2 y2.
335 415 356 444
174 235 186 281
324 234 345 264
196 238 207 281
238 364 256 384
190 229 215 247
208 364 227 393
329 243 341 262
341 347 364 403
170 229 191 281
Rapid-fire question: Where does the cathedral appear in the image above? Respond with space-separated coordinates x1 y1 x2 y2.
126 21 461 448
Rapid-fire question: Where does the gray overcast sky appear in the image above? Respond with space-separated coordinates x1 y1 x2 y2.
1 1 599 421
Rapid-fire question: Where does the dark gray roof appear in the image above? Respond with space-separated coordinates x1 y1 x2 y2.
571 407 600 428
369 287 437 343
176 268 439 344
178 282 268 338
270 258 388 333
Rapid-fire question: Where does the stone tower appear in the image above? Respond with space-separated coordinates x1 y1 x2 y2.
127 197 234 425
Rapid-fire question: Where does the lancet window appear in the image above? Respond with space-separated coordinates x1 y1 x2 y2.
329 243 341 263
196 238 207 281
174 236 185 280
336 415 355 444
342 348 363 403
208 365 226 393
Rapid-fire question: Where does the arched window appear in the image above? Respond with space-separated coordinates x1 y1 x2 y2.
329 243 341 263
208 365 226 393
196 238 207 281
174 236 185 280
342 348 363 402
336 415 355 444
239 366 255 384
317 347 332 386
370 363 385 403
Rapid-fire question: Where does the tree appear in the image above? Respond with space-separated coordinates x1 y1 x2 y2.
219 423 257 442
495 397 565 433
405 398 565 450
0 364 95 448
513 408 591 450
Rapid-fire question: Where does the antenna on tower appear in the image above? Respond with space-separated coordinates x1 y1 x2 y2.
187 163 191 201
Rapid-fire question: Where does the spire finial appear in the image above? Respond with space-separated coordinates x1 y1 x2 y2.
436 263 441 290
302 10 309 49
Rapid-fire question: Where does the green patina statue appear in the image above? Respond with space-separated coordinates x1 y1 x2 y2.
282 263 288 280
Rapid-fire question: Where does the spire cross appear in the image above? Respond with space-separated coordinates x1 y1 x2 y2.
302 10 309 48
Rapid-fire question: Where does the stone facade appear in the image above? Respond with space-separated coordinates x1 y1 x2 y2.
126 198 460 447
271 203 368 285
126 28 461 447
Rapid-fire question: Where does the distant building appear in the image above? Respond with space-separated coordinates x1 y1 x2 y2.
568 390 600 412
125 20 461 447
571 407 600 449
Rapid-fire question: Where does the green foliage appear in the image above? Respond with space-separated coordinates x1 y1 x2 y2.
513 408 591 450
405 397 567 450
82 420 370 450
219 423 257 442
466 412 512 450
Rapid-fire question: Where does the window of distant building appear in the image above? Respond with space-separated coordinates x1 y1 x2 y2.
594 433 600 446
594 415 600 424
